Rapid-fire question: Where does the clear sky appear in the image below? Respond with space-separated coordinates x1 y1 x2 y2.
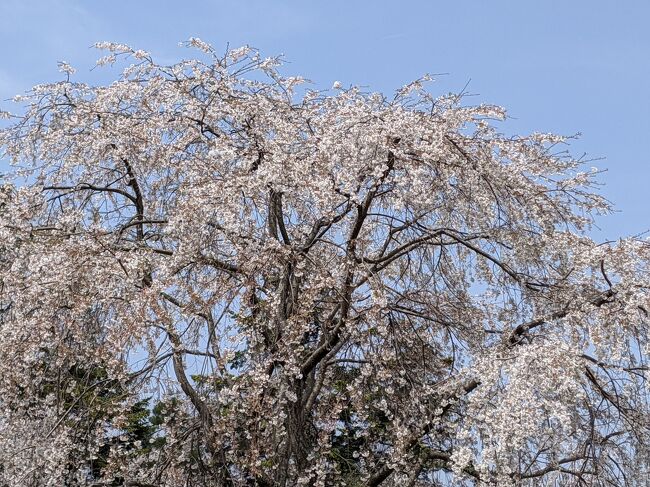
1 0 648 239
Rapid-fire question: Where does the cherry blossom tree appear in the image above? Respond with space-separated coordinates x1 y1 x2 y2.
0 39 648 486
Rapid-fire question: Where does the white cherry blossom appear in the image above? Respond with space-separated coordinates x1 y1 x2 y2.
0 41 648 486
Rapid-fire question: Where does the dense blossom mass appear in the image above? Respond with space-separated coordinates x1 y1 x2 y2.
0 39 648 486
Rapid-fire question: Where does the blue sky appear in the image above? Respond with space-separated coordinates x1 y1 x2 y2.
1 0 648 239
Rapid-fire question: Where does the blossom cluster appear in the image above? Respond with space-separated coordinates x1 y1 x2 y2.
0 40 647 486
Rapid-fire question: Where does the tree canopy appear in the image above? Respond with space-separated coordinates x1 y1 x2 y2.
0 39 648 486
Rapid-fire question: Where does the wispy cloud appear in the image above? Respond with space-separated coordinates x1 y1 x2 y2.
381 33 406 41
0 0 102 53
